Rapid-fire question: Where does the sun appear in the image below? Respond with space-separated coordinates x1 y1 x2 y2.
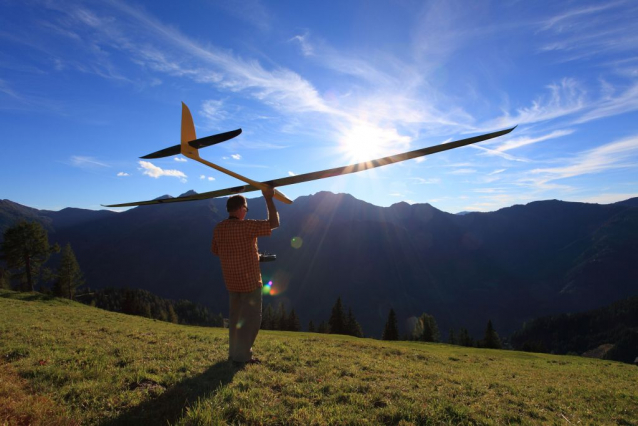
339 123 411 163
339 124 388 163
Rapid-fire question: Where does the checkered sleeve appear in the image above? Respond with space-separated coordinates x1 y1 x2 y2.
211 230 219 256
247 220 272 238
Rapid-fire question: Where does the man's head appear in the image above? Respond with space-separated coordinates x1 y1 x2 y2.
227 195 248 220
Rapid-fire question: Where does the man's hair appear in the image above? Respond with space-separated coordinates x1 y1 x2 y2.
226 195 247 212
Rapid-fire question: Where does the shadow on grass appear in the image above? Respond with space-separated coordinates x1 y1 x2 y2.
99 360 239 426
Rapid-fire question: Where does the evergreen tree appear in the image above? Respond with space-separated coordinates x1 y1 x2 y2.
262 304 274 330
288 308 301 332
168 304 179 323
318 321 329 333
276 302 288 331
0 267 10 290
308 320 316 332
328 297 346 335
420 313 440 342
345 308 363 337
382 308 399 341
52 244 84 300
410 316 424 341
458 328 474 347
482 320 502 349
448 328 456 345
1 221 59 292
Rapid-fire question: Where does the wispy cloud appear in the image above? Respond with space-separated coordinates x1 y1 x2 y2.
139 160 187 182
174 157 187 162
200 99 229 126
288 171 296 176
211 0 273 32
231 154 242 160
290 32 314 56
116 172 129 176
526 134 638 185
573 82 638 124
540 3 621 32
471 145 531 162
409 177 440 184
538 2 638 63
449 168 476 175
70 156 110 168
480 79 586 129
493 129 575 152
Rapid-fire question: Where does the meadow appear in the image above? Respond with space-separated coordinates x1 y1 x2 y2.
0 290 636 425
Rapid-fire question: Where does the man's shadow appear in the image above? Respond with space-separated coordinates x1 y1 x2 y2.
99 360 239 426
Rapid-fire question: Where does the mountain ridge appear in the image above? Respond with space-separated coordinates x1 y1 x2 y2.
1 193 637 339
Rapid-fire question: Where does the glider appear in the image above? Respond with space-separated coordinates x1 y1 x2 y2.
105 103 516 207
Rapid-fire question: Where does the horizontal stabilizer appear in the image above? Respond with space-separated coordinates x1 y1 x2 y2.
140 129 242 159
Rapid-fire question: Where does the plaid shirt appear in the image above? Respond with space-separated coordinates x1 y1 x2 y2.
212 218 272 292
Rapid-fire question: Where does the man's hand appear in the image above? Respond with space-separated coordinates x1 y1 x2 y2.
262 185 275 199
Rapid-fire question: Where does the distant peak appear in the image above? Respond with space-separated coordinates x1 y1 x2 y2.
153 194 174 201
179 190 199 197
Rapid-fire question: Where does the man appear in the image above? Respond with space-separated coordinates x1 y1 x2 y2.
211 186 279 365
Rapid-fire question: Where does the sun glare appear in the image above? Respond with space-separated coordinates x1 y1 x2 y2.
339 123 411 164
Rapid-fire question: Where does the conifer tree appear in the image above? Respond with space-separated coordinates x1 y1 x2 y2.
168 305 179 323
448 328 456 345
288 308 301 332
308 320 315 332
345 308 363 337
318 321 329 333
411 316 424 341
0 267 10 290
276 302 288 331
328 297 346 334
382 308 399 341
458 328 474 347
1 221 59 292
52 244 84 300
262 304 275 330
482 320 502 349
420 313 440 342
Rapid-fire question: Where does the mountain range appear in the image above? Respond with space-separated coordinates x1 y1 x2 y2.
1 192 637 339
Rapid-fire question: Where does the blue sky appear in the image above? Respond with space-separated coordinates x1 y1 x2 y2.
1 0 637 213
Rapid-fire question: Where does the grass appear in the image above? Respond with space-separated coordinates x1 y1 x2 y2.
0 289 636 425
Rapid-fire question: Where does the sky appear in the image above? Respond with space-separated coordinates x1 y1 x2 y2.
1 0 637 213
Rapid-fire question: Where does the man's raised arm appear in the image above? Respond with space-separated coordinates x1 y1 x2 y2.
262 186 279 229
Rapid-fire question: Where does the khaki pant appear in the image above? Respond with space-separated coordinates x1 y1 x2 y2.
228 286 262 362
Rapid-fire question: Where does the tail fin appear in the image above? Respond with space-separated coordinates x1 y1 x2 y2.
181 102 199 158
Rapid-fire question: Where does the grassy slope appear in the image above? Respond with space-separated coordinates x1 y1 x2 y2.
0 290 636 426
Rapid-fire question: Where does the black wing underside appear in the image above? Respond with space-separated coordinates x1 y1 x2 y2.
105 126 515 208
140 129 243 159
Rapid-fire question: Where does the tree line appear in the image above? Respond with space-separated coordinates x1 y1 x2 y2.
77 287 224 327
381 308 503 349
510 295 638 364
262 296 364 338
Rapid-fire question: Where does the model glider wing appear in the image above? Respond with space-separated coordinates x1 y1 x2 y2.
104 126 516 208
140 129 243 159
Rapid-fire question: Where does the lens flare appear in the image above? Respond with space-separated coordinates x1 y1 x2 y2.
262 281 273 295
291 236 303 249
